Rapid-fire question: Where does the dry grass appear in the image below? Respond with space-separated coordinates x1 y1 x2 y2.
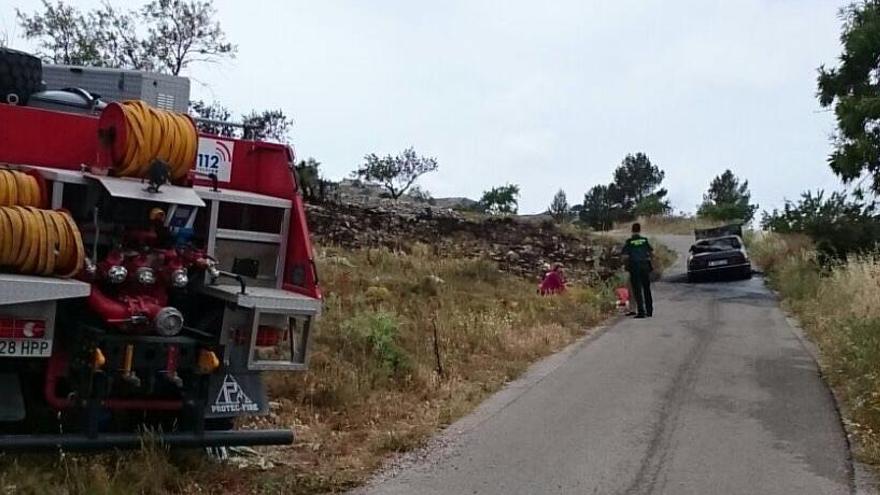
650 241 678 275
751 233 880 465
749 232 813 274
0 244 621 494
261 244 619 492
0 442 214 495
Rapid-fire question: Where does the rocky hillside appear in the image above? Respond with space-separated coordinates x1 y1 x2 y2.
306 201 620 283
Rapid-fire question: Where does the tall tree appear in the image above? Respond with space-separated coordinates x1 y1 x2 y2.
762 190 880 261
189 99 236 137
818 1 880 194
17 1 100 66
578 153 670 229
190 100 293 143
141 0 236 75
479 184 520 215
354 148 438 200
548 189 571 222
17 0 235 74
295 158 323 202
633 192 672 217
579 184 616 231
697 169 758 222
610 153 668 213
91 3 149 70
242 109 292 143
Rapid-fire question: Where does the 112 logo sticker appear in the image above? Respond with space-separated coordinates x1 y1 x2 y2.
196 137 234 182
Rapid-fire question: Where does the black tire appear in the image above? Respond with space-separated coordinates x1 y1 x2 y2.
0 48 43 105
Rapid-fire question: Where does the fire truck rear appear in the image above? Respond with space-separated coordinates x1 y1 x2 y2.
0 48 321 451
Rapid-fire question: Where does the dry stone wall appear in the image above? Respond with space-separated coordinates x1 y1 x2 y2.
306 201 621 283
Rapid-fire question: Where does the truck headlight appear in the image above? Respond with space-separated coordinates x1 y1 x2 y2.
171 268 189 288
136 267 156 285
107 265 128 284
155 307 184 336
84 258 97 277
206 260 220 280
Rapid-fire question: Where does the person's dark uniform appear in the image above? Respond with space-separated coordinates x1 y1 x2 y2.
621 225 654 318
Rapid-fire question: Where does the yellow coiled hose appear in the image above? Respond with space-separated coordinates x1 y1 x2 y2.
0 206 84 277
0 169 41 207
114 101 198 181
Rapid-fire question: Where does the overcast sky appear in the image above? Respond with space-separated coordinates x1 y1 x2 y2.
3 0 851 214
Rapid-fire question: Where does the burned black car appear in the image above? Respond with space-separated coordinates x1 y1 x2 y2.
687 225 752 282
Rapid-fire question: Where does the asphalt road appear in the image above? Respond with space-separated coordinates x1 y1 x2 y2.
355 235 853 495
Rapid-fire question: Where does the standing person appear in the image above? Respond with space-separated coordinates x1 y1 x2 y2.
621 223 654 318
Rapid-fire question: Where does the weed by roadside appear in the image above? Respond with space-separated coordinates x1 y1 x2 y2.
650 241 677 275
0 442 214 495
751 233 880 465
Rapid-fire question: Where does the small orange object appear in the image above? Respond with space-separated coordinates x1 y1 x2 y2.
615 287 631 312
149 207 166 222
92 347 106 370
197 349 220 374
122 344 134 374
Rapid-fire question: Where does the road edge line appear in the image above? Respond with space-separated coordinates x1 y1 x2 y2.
776 291 879 495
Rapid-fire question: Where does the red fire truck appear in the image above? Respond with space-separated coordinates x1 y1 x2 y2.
0 48 321 450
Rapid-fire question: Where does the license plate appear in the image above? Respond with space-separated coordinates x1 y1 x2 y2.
0 339 52 357
708 260 729 267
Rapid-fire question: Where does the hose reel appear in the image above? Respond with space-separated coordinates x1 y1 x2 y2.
98 101 198 183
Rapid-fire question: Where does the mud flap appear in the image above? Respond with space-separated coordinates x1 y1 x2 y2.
205 344 268 418
0 373 25 421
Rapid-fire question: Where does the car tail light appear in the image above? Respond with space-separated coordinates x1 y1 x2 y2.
0 317 46 339
256 325 286 347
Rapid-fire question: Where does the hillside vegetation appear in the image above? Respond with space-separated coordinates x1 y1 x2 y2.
0 207 677 494
261 244 620 492
751 233 880 465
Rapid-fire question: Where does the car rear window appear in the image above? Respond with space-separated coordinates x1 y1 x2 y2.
692 236 741 253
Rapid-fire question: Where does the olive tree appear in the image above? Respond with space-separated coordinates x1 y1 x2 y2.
17 0 236 74
479 184 520 215
354 148 438 200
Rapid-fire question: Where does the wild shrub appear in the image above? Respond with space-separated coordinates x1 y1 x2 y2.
758 234 880 462
451 258 503 285
342 311 410 377
761 190 880 262
773 251 822 302
749 232 812 274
